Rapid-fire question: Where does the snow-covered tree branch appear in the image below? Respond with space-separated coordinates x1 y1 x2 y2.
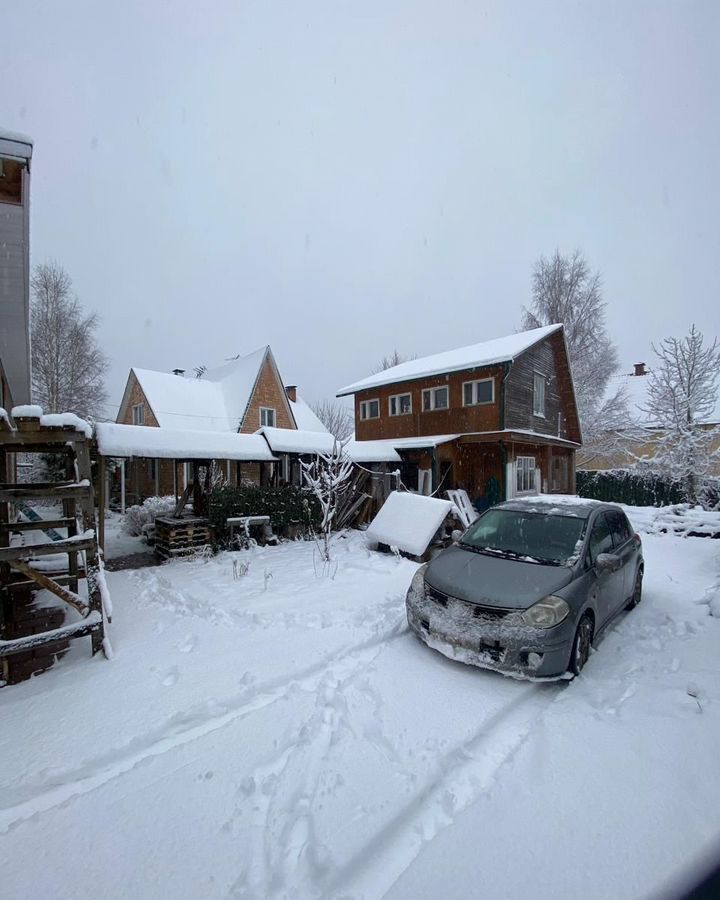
642 325 720 504
301 441 354 570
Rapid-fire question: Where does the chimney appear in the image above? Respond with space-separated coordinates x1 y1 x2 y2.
633 362 646 377
172 368 185 377
285 385 297 403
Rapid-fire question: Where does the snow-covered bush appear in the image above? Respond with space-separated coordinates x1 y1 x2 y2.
122 495 176 537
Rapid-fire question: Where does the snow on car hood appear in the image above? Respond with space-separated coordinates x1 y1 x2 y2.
424 544 574 609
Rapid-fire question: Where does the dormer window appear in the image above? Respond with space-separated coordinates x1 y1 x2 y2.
132 403 145 425
260 407 276 427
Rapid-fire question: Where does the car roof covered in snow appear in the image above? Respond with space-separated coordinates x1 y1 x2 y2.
499 496 611 518
336 324 563 396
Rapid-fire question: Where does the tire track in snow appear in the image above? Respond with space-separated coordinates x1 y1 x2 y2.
322 680 563 900
0 620 409 835
226 639 392 898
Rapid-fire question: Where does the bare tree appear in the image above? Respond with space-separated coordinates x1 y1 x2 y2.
642 325 720 504
31 261 109 419
310 399 354 441
301 442 354 575
372 349 416 374
522 250 629 460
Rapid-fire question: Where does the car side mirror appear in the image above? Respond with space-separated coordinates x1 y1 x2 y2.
451 529 463 544
595 552 621 573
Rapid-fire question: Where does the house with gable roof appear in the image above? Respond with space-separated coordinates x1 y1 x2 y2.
337 324 582 507
113 345 329 505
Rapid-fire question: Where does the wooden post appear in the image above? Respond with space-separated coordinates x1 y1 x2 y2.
98 455 106 554
120 459 126 514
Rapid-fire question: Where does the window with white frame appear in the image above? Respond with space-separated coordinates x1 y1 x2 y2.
463 378 494 406
132 403 144 425
516 456 536 494
185 462 194 486
389 393 412 416
260 407 276 427
422 386 449 411
533 373 546 417
359 398 380 420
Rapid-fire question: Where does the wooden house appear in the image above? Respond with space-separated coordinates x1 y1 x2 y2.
337 324 582 507
113 346 330 506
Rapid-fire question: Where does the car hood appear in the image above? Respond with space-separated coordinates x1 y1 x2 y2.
424 544 574 609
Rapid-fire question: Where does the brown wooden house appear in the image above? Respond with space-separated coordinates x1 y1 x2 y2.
337 324 582 508
113 345 329 506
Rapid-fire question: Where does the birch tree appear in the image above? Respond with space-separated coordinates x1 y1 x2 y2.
643 325 720 504
31 261 109 419
521 250 626 444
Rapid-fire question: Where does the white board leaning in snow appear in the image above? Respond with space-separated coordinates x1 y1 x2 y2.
367 491 453 557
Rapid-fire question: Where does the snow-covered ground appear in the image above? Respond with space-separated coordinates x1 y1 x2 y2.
1 510 720 900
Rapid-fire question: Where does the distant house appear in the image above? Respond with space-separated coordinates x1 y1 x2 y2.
0 129 33 416
579 362 720 474
114 346 328 504
337 324 581 506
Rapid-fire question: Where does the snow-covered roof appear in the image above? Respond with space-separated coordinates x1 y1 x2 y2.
343 440 402 463
388 434 460 450
0 128 33 160
257 427 338 455
126 347 282 433
367 491 453 556
288 396 328 432
95 423 277 461
336 325 563 396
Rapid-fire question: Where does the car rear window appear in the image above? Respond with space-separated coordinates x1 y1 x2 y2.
460 508 587 565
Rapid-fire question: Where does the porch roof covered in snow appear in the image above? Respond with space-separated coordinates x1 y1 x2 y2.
458 430 581 449
94 422 277 461
256 427 338 455
343 440 402 463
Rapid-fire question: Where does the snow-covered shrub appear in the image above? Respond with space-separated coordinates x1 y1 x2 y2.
122 495 176 537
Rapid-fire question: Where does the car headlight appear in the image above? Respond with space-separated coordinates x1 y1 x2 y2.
407 564 428 600
520 595 569 628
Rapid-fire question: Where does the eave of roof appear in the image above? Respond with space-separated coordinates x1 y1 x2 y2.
336 324 563 396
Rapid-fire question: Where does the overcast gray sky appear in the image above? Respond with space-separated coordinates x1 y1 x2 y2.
3 0 718 419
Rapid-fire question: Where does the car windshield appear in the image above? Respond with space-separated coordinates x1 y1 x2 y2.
459 508 587 565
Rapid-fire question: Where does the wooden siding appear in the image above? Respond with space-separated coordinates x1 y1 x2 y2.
504 330 581 444
240 354 295 433
354 365 505 441
117 373 161 428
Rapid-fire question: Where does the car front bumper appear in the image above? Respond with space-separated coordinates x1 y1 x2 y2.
406 583 575 680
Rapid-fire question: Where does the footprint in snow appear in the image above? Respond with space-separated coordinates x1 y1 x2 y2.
177 634 197 653
162 667 179 687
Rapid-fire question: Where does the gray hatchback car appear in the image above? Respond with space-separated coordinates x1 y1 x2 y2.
406 498 644 678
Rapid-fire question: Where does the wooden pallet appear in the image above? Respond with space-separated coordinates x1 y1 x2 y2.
0 410 109 686
154 516 211 560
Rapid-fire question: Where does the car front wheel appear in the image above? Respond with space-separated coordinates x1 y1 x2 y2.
570 614 594 675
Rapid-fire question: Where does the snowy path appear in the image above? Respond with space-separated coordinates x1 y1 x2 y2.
1 529 719 899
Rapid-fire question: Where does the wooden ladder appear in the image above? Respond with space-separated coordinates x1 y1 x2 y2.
0 409 109 685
